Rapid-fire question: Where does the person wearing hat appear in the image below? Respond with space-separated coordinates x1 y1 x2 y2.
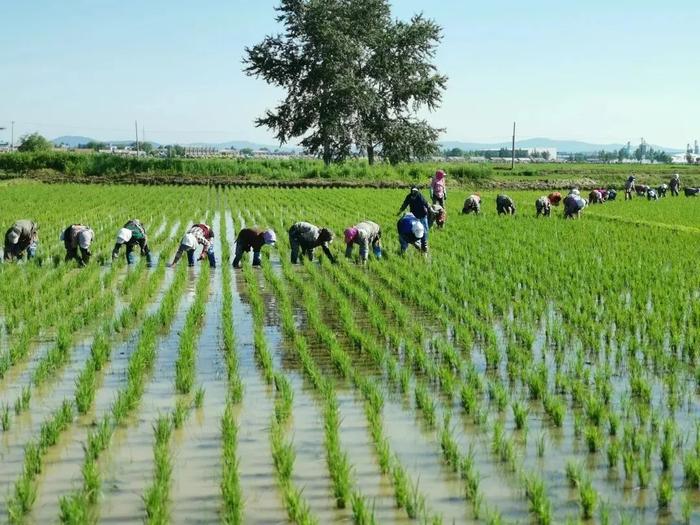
657 183 668 198
624 175 636 200
496 194 516 215
344 221 382 263
397 213 427 255
398 187 430 242
462 194 481 214
61 224 94 266
428 203 446 229
112 219 152 266
563 191 587 219
589 190 604 204
170 222 216 268
430 170 447 206
535 196 551 217
548 192 562 206
4 220 38 262
647 188 659 201
232 227 277 268
288 221 336 264
670 173 680 197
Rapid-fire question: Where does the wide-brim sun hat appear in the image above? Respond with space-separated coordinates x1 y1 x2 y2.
78 231 92 249
412 221 425 239
116 228 132 245
263 229 277 245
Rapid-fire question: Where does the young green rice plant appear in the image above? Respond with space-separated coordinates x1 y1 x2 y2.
488 381 508 412
607 440 620 469
414 381 436 428
221 404 243 525
324 391 352 509
194 386 205 408
1 403 10 431
682 494 692 524
439 414 460 472
566 460 583 488
143 414 174 523
543 394 565 427
273 372 294 424
585 425 602 453
512 400 529 431
537 433 546 458
351 492 377 525
523 471 552 525
578 477 597 520
637 458 651 489
656 476 672 510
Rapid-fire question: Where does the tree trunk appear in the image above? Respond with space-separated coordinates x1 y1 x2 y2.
367 145 375 165
323 142 332 166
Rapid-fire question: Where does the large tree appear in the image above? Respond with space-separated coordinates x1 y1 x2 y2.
244 0 447 165
17 133 53 153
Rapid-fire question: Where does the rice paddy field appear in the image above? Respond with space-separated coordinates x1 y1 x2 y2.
1 180 700 524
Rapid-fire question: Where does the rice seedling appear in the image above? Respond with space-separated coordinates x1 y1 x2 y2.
512 400 529 431
656 476 672 510
578 477 597 519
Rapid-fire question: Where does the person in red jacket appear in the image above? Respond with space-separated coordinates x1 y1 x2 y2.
232 227 277 268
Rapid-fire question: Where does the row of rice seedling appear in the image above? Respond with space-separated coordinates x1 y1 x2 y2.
58 264 189 523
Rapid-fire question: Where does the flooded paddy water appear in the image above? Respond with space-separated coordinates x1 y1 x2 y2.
1 184 700 523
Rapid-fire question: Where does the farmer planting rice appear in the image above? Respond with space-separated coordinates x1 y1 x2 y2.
462 194 481 214
684 187 700 197
288 221 336 264
232 227 277 268
535 196 551 217
3 219 38 262
428 203 446 228
657 183 668 197
670 173 680 196
625 175 636 200
398 187 430 242
344 221 382 263
61 224 94 266
397 212 427 255
647 188 659 201
112 219 152 266
430 169 447 206
563 190 587 219
496 194 516 215
170 222 216 267
607 188 618 201
548 192 562 206
589 190 604 204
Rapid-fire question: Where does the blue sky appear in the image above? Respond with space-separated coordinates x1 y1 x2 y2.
0 0 697 148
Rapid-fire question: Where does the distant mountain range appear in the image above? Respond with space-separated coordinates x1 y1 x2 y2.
51 135 683 154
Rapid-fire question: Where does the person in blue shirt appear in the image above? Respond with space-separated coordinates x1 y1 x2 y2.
397 213 427 255
398 187 430 242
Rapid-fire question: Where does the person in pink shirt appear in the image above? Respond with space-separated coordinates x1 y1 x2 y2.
430 170 447 207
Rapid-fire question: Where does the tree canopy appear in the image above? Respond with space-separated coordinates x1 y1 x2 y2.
17 133 53 153
244 0 447 165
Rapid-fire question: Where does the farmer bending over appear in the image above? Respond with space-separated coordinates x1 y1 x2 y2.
288 221 336 264
170 222 216 267
563 190 587 219
428 204 446 229
462 194 481 214
535 196 551 217
344 221 382 263
62 224 94 266
4 220 38 262
112 219 152 266
232 227 276 268
397 213 427 255
496 195 516 215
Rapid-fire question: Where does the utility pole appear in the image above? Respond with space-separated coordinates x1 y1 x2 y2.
11 121 15 151
135 120 139 156
511 122 516 170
